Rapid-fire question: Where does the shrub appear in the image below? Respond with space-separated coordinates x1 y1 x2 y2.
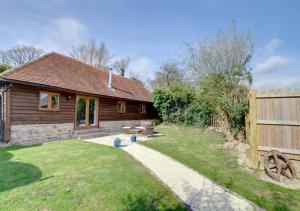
152 84 195 123
184 98 211 127
200 72 249 137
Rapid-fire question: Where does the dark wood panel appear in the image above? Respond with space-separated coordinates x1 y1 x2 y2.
10 84 158 125
11 85 76 125
98 97 158 120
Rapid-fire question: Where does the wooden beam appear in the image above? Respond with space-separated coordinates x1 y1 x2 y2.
257 120 300 126
246 90 259 168
258 146 300 155
256 88 300 98
4 89 11 142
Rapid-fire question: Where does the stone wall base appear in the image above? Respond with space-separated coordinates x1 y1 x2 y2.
8 119 157 145
99 119 155 133
10 123 74 145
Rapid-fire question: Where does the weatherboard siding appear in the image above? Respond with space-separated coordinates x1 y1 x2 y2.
10 85 76 125
10 84 157 125
98 97 157 121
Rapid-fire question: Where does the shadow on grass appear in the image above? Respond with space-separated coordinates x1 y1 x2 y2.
122 192 187 211
0 145 42 192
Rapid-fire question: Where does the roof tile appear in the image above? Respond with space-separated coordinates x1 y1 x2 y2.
2 52 152 102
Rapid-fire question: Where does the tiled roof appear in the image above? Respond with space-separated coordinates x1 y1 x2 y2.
1 52 152 102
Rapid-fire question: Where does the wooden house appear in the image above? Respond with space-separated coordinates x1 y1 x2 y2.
0 52 157 144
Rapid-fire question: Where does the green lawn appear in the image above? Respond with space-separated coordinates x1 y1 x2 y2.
0 139 185 211
141 125 300 211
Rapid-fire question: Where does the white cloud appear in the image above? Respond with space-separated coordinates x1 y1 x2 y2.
263 38 282 53
5 17 87 53
253 55 290 75
129 57 156 80
53 17 86 42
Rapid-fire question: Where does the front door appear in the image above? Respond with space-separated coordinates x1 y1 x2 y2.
76 96 98 128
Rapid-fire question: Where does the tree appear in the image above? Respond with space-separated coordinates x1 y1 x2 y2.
185 23 254 138
0 50 9 64
70 39 111 70
2 45 44 66
185 23 253 85
95 42 110 69
113 57 131 76
0 64 12 73
129 71 144 85
150 62 184 89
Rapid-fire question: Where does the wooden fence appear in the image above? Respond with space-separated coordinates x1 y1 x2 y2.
246 89 300 168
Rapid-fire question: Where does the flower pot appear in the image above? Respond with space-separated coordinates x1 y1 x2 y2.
114 138 121 147
130 135 137 142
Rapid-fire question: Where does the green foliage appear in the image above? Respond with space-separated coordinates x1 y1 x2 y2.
153 84 212 127
0 64 12 73
200 72 250 137
184 98 211 127
153 84 196 123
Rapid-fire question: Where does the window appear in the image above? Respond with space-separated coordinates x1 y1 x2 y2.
140 103 146 114
117 101 126 113
39 91 60 111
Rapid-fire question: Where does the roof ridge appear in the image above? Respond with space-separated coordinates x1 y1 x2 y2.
51 52 144 85
1 51 145 87
2 52 151 102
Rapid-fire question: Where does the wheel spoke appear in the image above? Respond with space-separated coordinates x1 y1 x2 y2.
264 150 298 182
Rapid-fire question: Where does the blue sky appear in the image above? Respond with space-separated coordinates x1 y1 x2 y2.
1 0 300 88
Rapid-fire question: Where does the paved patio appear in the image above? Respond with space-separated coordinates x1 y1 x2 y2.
82 134 152 147
83 135 261 211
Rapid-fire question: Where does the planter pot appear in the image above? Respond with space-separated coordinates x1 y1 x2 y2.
114 138 121 147
130 135 137 142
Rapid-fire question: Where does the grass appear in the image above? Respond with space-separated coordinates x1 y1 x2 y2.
0 139 186 211
141 124 300 211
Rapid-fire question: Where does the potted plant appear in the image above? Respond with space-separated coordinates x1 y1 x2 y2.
114 137 121 147
130 134 137 142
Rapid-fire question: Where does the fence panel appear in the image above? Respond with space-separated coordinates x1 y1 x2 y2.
247 89 300 167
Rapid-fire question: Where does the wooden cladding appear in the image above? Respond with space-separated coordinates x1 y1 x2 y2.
11 85 76 125
10 84 157 125
98 98 157 121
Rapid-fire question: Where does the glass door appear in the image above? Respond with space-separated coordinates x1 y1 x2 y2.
88 98 97 126
76 96 98 128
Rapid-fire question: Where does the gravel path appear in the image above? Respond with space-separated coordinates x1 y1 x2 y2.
84 136 261 211
123 144 261 211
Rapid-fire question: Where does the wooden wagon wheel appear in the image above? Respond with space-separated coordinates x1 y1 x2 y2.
264 150 298 182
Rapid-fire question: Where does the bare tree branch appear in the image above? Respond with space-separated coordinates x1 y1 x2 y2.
185 23 254 85
70 39 111 70
4 45 44 66
150 61 184 89
113 57 131 76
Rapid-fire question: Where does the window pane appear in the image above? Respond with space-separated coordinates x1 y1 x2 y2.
117 101 126 113
89 98 97 125
117 102 122 112
51 94 59 109
40 93 49 108
121 102 125 112
77 97 86 126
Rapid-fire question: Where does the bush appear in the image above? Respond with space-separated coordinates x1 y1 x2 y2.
200 72 249 137
184 98 211 127
152 84 195 123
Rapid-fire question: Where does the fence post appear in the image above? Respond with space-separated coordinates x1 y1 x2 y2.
246 89 259 168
